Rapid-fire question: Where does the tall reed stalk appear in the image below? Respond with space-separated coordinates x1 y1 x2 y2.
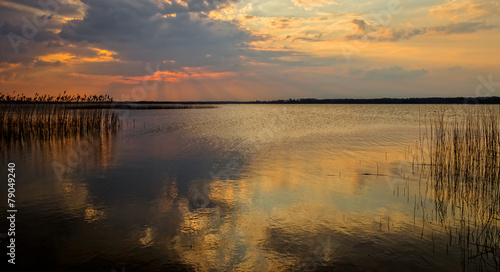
0 93 120 146
424 107 500 270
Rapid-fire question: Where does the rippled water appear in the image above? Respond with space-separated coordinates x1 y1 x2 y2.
0 104 492 271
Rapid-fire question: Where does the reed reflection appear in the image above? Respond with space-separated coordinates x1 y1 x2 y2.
172 131 456 271
0 119 120 270
0 103 120 148
2 104 486 271
417 108 500 271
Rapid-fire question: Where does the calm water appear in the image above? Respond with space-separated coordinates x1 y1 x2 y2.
0 105 491 271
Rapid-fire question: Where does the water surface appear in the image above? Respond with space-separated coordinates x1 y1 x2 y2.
0 104 489 271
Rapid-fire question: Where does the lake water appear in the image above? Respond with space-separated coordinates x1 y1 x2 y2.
0 104 493 271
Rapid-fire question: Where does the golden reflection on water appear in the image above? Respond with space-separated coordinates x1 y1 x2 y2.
7 105 490 271
139 227 157 247
84 205 105 223
157 179 179 213
7 130 116 222
54 132 115 222
172 130 424 271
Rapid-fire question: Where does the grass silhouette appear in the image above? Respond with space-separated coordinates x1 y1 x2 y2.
1 93 120 146
420 107 500 270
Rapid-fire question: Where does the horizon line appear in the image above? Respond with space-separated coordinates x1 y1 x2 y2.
2 96 500 104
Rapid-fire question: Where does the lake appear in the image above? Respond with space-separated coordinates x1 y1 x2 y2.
0 104 496 271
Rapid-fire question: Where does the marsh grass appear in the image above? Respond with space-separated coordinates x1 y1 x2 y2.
0 91 217 109
0 92 113 102
0 92 216 146
0 103 120 146
422 107 500 270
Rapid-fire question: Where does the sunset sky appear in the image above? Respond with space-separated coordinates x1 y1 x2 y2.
1 0 499 101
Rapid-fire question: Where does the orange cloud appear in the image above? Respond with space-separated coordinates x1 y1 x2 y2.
153 67 237 82
69 67 236 85
38 53 75 63
430 0 499 21
37 48 119 64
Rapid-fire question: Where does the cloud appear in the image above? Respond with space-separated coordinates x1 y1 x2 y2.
0 21 59 43
0 0 496 100
58 0 262 72
429 21 496 34
430 0 500 21
0 0 311 92
0 0 87 18
343 18 496 42
351 18 367 32
364 66 428 80
33 59 63 67
0 0 267 76
290 0 337 11
0 21 61 63
269 18 296 29
0 0 87 64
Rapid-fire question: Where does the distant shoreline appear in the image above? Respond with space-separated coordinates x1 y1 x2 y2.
1 97 500 105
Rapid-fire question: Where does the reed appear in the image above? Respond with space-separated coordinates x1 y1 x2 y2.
423 107 500 270
0 93 120 146
0 91 113 103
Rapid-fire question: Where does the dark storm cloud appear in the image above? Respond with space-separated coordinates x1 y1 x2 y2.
0 0 268 77
1 0 87 17
0 0 85 38
343 18 497 42
0 21 61 63
0 15 113 67
0 0 70 63
0 21 59 43
58 0 260 70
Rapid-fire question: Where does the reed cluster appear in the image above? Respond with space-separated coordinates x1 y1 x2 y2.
0 103 120 146
0 92 112 102
424 107 500 270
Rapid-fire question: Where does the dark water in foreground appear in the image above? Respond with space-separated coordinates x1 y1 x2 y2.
0 105 495 271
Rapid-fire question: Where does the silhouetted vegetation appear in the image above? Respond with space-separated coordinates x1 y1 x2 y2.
0 91 113 103
0 92 217 109
0 92 221 146
422 108 500 271
0 93 120 146
3 92 500 105
0 104 120 146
